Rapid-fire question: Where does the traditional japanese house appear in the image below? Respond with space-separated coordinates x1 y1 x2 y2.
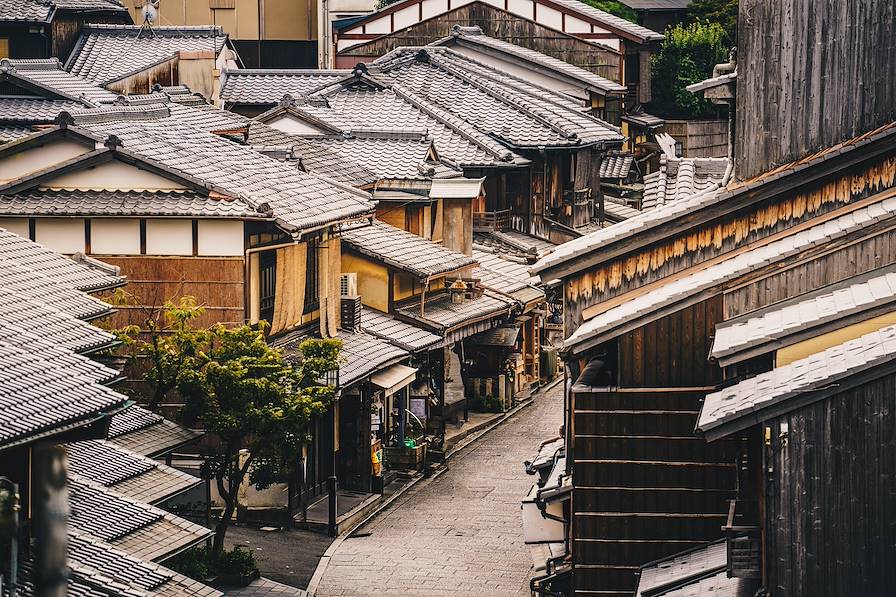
64 24 241 99
0 232 219 597
328 0 663 108
0 0 131 61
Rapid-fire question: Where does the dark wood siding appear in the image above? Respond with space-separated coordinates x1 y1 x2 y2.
572 387 738 595
618 297 723 388
735 0 896 180
335 1 622 81
724 227 896 319
763 372 896 597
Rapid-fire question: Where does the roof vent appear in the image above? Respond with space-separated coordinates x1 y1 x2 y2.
113 95 129 105
104 135 123 150
54 111 74 128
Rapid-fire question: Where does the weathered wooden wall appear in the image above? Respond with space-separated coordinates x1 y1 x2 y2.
618 297 723 387
564 155 896 332
572 386 737 595
105 58 178 95
764 372 896 597
335 2 622 81
735 0 896 180
724 227 896 319
99 256 246 329
664 118 728 158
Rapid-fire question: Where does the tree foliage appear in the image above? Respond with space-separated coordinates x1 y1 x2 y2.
582 0 638 23
115 297 341 555
649 21 728 118
687 0 738 46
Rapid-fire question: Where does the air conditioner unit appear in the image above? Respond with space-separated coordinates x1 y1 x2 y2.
340 273 358 297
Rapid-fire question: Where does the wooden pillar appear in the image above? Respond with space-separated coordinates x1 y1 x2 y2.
32 443 68 597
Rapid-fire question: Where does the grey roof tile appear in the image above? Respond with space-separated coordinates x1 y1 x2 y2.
0 97 84 122
3 58 118 104
599 151 635 179
360 306 442 352
315 135 453 180
564 196 896 353
0 256 113 319
0 228 125 291
549 0 664 41
68 439 201 504
699 323 896 436
108 406 202 457
649 570 753 597
0 0 52 21
66 105 375 233
712 266 896 363
1 189 263 218
396 289 513 336
472 230 557 262
372 48 623 149
642 156 729 210
342 220 477 278
473 249 545 300
67 25 229 86
271 328 409 387
220 69 347 104
636 541 726 597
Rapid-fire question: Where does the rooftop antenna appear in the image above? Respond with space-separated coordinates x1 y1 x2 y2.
140 0 160 34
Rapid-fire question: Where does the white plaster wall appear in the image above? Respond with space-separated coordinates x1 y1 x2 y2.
0 141 88 183
35 218 85 254
481 0 503 8
146 219 193 255
507 0 534 19
422 0 448 18
45 161 189 191
91 219 141 255
267 114 328 135
0 218 29 238
364 15 392 34
565 14 591 33
197 220 244 256
538 5 563 29
393 4 418 28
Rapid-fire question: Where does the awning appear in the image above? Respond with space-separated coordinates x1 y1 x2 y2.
370 363 418 396
429 177 485 199
473 325 520 347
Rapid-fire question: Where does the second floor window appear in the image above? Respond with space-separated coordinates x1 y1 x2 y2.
304 238 320 313
259 250 276 324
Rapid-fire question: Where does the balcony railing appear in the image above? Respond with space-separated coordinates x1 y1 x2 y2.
473 209 511 232
723 499 761 579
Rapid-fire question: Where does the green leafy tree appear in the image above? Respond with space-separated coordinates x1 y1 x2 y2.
583 0 638 23
649 21 728 118
687 0 738 46
177 323 342 555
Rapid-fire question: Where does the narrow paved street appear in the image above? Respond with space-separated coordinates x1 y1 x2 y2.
315 382 564 597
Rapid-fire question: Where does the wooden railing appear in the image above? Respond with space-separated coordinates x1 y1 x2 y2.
473 209 511 232
724 499 761 579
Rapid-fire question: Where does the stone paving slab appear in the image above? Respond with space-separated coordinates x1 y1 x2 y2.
222 577 308 597
314 383 564 597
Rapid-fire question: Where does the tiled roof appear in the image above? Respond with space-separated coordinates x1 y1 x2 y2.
0 124 34 141
62 104 374 233
0 335 127 448
342 220 477 278
431 26 627 94
0 320 117 383
68 532 223 597
68 439 201 504
360 306 442 352
220 69 347 105
108 405 202 457
373 48 623 149
473 249 545 305
711 266 896 365
316 135 452 180
0 0 51 21
564 196 896 354
473 249 542 287
699 323 896 438
550 0 664 41
473 230 556 262
396 289 513 335
651 571 754 596
0 98 83 122
69 475 212 561
0 256 113 320
642 156 729 210
599 151 635 178
1 189 263 218
4 58 118 104
0 227 125 291
603 199 641 222
533 122 896 277
67 25 229 86
271 328 410 388
636 541 726 597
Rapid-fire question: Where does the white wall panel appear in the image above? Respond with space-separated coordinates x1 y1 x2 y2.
0 141 88 183
393 5 418 28
0 218 29 239
146 219 193 255
197 220 244 256
35 218 85 254
364 15 392 34
91 219 141 255
537 5 563 29
507 0 533 19
564 15 591 33
268 114 328 135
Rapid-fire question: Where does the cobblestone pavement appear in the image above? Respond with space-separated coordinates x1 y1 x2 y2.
315 382 564 597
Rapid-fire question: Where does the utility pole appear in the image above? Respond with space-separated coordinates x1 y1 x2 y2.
32 443 68 597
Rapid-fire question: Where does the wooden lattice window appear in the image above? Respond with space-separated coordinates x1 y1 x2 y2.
259 250 276 324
